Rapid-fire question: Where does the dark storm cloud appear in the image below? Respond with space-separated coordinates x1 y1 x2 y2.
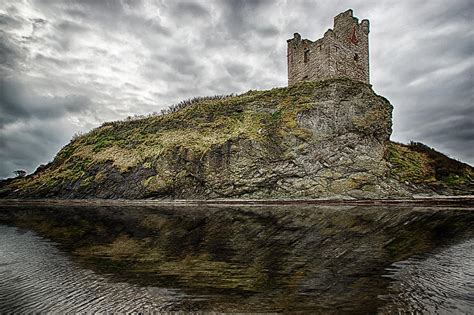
0 0 472 178
0 77 95 177
0 119 76 178
0 78 92 127
368 0 474 164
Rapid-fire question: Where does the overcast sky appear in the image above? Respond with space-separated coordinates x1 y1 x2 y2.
0 0 473 178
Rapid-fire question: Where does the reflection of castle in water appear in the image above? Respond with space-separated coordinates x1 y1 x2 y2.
0 202 472 312
287 9 370 85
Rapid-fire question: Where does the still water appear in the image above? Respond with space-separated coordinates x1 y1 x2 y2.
0 202 472 313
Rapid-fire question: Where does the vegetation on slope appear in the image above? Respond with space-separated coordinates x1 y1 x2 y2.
1 78 472 198
387 142 473 191
2 80 331 196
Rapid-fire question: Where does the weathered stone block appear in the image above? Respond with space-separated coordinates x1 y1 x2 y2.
287 9 370 85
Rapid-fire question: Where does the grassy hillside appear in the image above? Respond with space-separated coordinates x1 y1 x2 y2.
387 142 473 193
1 78 472 199
3 80 326 196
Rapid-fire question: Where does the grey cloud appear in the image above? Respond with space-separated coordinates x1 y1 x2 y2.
225 61 251 79
254 25 280 37
0 34 20 69
0 13 23 30
64 8 88 19
0 78 93 127
0 29 29 72
0 119 76 177
143 46 207 87
0 0 472 178
0 78 95 177
409 120 474 164
216 0 277 38
170 2 211 18
34 53 70 68
56 20 89 33
166 52 204 77
422 0 472 26
124 14 170 36
35 0 158 35
31 18 47 32
59 0 129 15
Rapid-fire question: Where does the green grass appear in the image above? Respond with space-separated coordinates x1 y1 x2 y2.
53 80 343 174
387 142 436 184
7 78 470 196
388 142 473 187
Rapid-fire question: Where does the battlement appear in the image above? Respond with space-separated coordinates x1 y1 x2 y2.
287 9 370 86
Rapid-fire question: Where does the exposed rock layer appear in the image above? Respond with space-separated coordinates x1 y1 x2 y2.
1 79 472 199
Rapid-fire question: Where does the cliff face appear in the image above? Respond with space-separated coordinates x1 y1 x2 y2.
1 79 472 199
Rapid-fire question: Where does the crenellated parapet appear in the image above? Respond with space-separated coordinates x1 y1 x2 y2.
287 9 370 86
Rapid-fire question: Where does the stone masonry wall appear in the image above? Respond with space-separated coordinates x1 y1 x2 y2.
287 9 370 86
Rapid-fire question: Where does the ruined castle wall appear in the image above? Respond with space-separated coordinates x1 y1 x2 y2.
288 36 334 85
288 9 370 86
332 10 370 84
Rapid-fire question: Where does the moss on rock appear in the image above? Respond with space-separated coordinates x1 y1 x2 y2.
388 142 473 193
1 79 472 199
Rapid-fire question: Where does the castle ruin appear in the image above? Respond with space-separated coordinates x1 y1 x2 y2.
287 9 370 86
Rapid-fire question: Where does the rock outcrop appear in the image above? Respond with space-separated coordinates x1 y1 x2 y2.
1 79 472 199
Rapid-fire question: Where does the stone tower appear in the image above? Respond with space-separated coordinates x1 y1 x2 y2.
287 9 370 86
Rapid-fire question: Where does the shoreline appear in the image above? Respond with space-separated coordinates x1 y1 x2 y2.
0 196 473 207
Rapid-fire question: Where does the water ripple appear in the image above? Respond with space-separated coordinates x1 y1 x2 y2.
379 238 474 314
0 225 183 313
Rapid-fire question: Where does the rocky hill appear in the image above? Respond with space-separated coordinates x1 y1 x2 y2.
1 79 472 199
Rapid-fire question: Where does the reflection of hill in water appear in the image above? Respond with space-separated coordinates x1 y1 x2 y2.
0 203 473 312
0 225 183 313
